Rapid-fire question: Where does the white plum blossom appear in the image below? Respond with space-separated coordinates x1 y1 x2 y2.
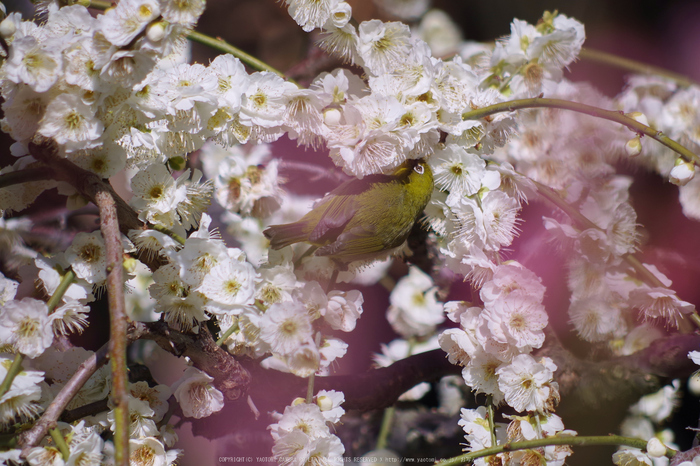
496 354 559 414
324 289 363 332
260 302 314 356
65 231 107 284
0 298 54 358
172 367 225 419
387 265 444 338
0 355 44 428
197 258 257 315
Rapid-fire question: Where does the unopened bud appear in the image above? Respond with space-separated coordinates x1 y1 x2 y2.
316 395 333 411
626 111 649 127
0 17 15 38
646 438 666 458
323 108 341 126
291 397 306 406
689 372 700 396
146 21 167 42
669 158 695 186
123 257 138 273
625 136 642 157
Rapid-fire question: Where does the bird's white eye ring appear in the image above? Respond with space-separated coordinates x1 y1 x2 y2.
414 164 424 174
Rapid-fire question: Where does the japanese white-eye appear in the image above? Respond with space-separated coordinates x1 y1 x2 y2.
263 158 434 267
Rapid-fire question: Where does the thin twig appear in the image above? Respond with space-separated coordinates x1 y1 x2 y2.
461 97 700 165
17 324 146 454
18 344 110 452
94 188 129 466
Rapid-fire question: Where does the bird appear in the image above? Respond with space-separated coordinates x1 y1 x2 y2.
263 158 434 269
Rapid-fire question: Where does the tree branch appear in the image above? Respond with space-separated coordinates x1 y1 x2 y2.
94 187 129 465
141 321 252 402
17 324 146 454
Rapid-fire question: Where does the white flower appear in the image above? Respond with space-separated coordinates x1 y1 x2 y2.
451 191 520 252
669 159 695 186
480 262 545 306
272 403 330 441
689 350 700 366
357 20 411 75
612 449 652 466
172 367 224 419
129 437 168 466
438 328 476 366
130 163 187 229
318 337 348 372
4 36 63 92
496 354 558 413
569 297 623 342
430 144 486 200
95 0 160 47
108 396 158 439
284 0 341 32
0 298 53 358
630 380 680 423
482 293 548 351
0 355 44 428
197 259 257 315
629 286 695 328
286 343 321 378
159 0 205 27
315 390 345 423
208 54 249 112
0 274 18 305
271 430 312 466
52 298 90 336
462 350 505 403
65 231 107 284
260 302 314 356
387 266 444 338
240 72 298 139
324 289 363 332
458 406 506 451
128 381 172 422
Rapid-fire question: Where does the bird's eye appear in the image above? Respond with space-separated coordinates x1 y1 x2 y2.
414 164 424 175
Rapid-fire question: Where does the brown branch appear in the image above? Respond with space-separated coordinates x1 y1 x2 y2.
0 166 53 189
537 330 700 416
17 324 146 454
94 187 129 465
141 321 252 401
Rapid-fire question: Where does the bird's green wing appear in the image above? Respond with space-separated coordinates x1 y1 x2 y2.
315 223 385 261
308 193 360 245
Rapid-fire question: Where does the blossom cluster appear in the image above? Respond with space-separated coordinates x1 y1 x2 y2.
269 390 345 466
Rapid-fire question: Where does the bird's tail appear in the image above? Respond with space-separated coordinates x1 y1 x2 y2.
263 223 308 250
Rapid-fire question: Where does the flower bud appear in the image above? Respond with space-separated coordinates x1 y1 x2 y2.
688 372 700 396
625 136 642 157
323 108 342 126
291 397 306 406
0 17 15 38
626 111 649 127
123 257 138 273
669 158 695 186
646 437 666 458
316 395 333 411
146 21 167 42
